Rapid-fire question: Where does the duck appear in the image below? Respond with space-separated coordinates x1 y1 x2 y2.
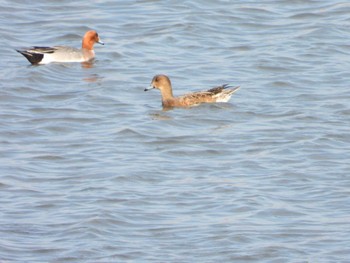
16 30 104 65
144 74 240 108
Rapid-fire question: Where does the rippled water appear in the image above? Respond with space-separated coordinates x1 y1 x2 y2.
1 0 350 262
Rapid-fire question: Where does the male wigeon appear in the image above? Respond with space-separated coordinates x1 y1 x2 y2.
16 30 104 65
145 74 240 108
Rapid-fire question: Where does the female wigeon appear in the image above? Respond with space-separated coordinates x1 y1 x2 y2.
16 30 104 65
145 74 240 108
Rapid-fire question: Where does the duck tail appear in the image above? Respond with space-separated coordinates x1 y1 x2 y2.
214 85 240 102
222 84 239 90
16 49 43 65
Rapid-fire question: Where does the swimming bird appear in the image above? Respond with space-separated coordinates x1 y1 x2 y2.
144 74 240 108
16 30 104 65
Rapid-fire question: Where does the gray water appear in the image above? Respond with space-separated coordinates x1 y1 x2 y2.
1 0 350 262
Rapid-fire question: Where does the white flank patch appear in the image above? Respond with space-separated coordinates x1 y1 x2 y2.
215 94 232 102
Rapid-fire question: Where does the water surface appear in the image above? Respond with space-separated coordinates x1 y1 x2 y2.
1 0 350 262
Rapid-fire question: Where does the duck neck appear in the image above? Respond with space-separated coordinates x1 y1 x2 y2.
82 40 94 50
160 87 174 103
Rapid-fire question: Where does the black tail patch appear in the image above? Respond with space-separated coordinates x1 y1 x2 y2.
16 50 44 65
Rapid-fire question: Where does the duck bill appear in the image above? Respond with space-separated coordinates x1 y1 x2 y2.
97 39 105 45
144 85 154 92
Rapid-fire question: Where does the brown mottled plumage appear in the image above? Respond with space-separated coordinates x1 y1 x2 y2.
144 74 240 108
